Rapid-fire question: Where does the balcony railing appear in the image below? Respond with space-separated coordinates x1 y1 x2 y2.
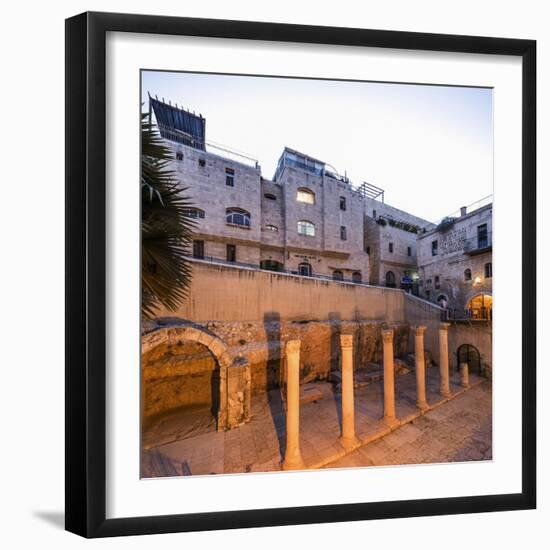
463 232 492 254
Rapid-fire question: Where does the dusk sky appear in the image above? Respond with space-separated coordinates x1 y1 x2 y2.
142 71 493 222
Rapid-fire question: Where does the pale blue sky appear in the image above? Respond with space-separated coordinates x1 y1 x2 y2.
142 71 493 222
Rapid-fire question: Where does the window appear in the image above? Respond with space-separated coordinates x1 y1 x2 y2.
366 246 370 255
226 244 236 262
182 207 205 219
192 240 204 259
175 151 183 161
260 259 283 272
298 262 312 277
434 275 440 289
226 208 251 228
464 268 472 281
385 271 396 288
485 262 492 278
389 242 394 253
340 226 347 240
352 271 362 283
297 220 315 237
477 223 488 248
265 224 278 232
333 270 344 281
426 290 431 300
225 167 235 187
340 196 347 211
264 193 277 200
373 209 377 218
198 158 206 167
296 187 315 204
432 240 438 256
407 246 412 257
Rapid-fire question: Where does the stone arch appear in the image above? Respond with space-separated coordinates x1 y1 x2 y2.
465 291 492 320
142 322 247 431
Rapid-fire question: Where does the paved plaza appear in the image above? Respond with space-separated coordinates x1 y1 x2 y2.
141 366 491 478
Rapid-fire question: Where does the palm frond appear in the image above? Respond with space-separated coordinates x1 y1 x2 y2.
141 112 195 320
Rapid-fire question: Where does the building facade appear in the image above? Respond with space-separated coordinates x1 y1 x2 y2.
151 97 492 297
417 201 493 318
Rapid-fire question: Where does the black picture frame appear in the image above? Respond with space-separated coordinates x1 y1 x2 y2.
65 11 536 538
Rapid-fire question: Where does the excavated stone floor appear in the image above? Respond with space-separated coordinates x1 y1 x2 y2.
141 368 491 478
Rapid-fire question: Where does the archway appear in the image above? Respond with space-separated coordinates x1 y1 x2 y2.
385 271 396 288
456 344 481 375
466 293 492 320
142 323 243 434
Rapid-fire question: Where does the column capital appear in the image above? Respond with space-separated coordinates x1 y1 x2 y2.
381 328 394 343
286 339 301 353
340 334 353 348
414 325 427 335
439 322 451 331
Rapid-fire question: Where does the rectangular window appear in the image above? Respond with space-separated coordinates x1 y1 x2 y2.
366 246 370 255
192 240 204 259
432 240 438 256
434 275 440 289
225 167 235 187
198 158 206 167
373 209 377 218
226 244 236 262
176 151 184 161
389 242 394 253
339 196 346 211
407 246 412 256
477 223 488 248
340 226 347 240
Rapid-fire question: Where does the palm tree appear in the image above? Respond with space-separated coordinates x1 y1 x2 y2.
141 113 195 320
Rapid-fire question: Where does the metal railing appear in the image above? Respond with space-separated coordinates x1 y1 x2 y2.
442 307 492 321
187 255 393 289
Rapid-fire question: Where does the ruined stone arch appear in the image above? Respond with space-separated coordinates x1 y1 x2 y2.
142 322 243 431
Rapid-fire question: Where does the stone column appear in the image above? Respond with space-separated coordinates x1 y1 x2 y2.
460 362 469 387
439 323 451 398
282 340 305 470
414 325 429 411
382 328 399 427
340 334 360 450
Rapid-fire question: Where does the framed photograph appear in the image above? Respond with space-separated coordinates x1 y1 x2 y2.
65 11 536 538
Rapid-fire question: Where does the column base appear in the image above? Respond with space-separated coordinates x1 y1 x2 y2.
383 415 400 429
340 435 361 451
440 389 451 398
416 400 429 411
282 452 306 471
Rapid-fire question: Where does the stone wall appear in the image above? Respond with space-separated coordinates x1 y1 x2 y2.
447 320 493 378
142 340 218 420
158 260 406 323
189 319 409 394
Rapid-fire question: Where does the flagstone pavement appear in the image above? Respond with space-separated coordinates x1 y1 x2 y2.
141 368 491 478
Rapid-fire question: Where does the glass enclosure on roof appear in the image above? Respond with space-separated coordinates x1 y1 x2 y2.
274 149 325 181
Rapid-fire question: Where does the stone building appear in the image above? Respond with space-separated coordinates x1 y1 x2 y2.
416 199 493 318
150 97 431 286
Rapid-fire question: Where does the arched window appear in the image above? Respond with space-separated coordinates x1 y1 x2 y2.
297 220 315 237
333 270 344 281
352 271 362 283
298 262 312 277
226 208 251 228
464 268 472 281
264 224 278 232
385 271 396 288
182 207 205 219
484 262 492 278
466 293 492 320
296 187 315 204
